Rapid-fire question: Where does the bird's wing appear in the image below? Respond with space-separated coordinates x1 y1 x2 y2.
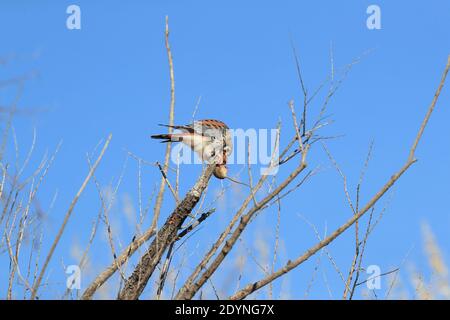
158 119 228 135
189 119 229 137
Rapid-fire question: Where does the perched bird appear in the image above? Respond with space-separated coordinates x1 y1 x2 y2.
151 119 232 179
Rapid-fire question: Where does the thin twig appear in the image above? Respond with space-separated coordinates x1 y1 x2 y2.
151 15 176 233
31 134 112 299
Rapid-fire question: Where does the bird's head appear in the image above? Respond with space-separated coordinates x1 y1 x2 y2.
213 164 228 179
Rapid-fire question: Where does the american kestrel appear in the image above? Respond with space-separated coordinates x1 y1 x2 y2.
151 119 232 179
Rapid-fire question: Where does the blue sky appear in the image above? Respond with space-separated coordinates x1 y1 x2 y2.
0 0 449 299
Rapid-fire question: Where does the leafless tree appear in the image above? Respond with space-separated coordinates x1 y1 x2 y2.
1 17 449 300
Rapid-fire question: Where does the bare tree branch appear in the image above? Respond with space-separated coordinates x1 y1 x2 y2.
228 55 450 300
117 164 215 300
81 17 176 300
151 15 176 233
31 134 112 300
176 142 310 300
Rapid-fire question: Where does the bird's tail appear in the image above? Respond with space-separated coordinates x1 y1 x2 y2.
150 133 184 143
158 123 192 131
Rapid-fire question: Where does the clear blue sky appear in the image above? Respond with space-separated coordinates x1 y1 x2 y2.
0 0 449 299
